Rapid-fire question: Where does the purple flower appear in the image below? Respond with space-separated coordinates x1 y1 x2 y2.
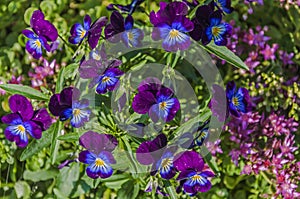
79 45 124 94
69 15 108 49
279 50 294 66
203 11 232 46
1 95 52 147
150 2 194 51
22 30 50 59
174 151 214 195
132 77 180 123
48 87 91 128
22 10 58 59
136 134 177 179
105 11 144 47
79 131 118 179
260 43 279 61
226 81 251 117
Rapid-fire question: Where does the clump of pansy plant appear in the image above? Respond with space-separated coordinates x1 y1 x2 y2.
136 134 177 179
132 77 180 123
79 44 124 94
104 11 144 47
1 95 52 147
210 81 251 121
149 1 194 51
78 131 118 179
48 87 91 128
69 15 108 49
22 10 58 59
174 151 215 195
190 2 232 46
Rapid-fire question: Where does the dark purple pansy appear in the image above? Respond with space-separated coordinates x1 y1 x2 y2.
226 81 251 117
79 45 124 94
149 2 194 51
69 15 107 49
174 151 214 195
105 11 144 47
107 0 145 15
22 10 58 59
78 131 118 179
1 94 52 147
136 134 177 179
48 87 91 128
132 77 180 123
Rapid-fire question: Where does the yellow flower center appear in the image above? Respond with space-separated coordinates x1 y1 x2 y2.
212 27 221 36
73 108 81 116
17 125 26 133
102 76 110 83
95 158 105 166
161 158 172 169
35 40 41 48
159 101 167 110
127 32 134 40
169 29 179 38
80 30 86 38
192 175 202 181
232 97 239 106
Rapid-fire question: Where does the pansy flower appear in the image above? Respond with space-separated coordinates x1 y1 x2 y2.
79 131 118 179
136 134 177 179
203 11 232 46
107 0 145 15
1 95 52 147
174 151 214 195
69 15 108 49
226 81 251 117
105 11 144 47
150 2 194 51
209 82 251 121
22 10 58 59
79 45 124 94
48 87 91 128
132 77 180 123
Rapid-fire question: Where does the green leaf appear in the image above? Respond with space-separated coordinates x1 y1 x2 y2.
163 180 177 199
23 169 58 182
14 181 31 199
20 124 54 161
57 132 79 141
50 122 63 164
55 63 78 93
201 43 249 70
117 180 139 199
0 84 49 101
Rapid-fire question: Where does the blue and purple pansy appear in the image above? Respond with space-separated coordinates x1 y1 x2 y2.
79 131 118 179
22 10 58 59
150 2 194 51
105 11 144 47
48 87 91 128
174 151 214 195
132 77 180 123
1 94 52 147
136 134 177 179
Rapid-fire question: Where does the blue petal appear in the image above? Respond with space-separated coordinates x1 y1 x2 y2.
79 150 97 164
60 108 73 121
70 108 91 128
85 152 114 179
4 125 28 148
157 152 176 179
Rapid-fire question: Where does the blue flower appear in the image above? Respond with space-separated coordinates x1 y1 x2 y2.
79 131 118 179
48 87 91 128
95 68 124 94
203 11 232 46
150 2 194 51
22 30 50 59
132 77 180 123
69 15 91 45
